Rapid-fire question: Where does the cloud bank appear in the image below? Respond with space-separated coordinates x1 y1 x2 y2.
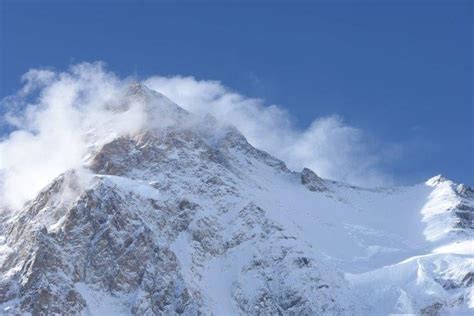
0 62 393 209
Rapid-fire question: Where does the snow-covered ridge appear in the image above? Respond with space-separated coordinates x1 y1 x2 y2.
422 175 473 244
0 83 472 315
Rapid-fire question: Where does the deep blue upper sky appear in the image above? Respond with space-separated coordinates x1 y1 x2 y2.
0 0 472 185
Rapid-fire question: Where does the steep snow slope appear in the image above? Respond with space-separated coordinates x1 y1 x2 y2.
0 84 472 315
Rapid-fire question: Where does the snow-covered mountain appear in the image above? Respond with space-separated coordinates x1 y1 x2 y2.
0 84 472 315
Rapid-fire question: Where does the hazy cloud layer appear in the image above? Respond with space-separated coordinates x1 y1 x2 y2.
0 62 394 209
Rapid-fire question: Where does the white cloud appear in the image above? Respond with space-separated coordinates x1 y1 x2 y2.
0 62 394 209
0 62 148 209
145 75 394 186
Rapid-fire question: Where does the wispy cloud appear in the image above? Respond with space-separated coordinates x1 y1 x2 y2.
0 62 148 209
0 62 395 209
145 75 396 186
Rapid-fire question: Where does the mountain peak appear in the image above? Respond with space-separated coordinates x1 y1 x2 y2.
425 174 448 186
0 90 472 315
126 81 147 96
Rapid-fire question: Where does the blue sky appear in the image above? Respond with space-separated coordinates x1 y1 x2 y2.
0 0 472 185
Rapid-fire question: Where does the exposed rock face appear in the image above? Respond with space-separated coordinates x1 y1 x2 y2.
1 172 202 314
0 85 472 315
301 167 327 192
453 184 474 230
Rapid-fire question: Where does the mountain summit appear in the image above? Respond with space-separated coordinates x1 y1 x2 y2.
0 84 472 315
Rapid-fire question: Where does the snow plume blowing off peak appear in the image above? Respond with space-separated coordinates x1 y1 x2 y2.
0 62 392 209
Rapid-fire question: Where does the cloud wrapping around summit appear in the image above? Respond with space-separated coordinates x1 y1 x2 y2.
0 62 393 209
145 75 394 187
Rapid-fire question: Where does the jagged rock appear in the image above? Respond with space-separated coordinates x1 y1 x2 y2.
301 167 327 192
